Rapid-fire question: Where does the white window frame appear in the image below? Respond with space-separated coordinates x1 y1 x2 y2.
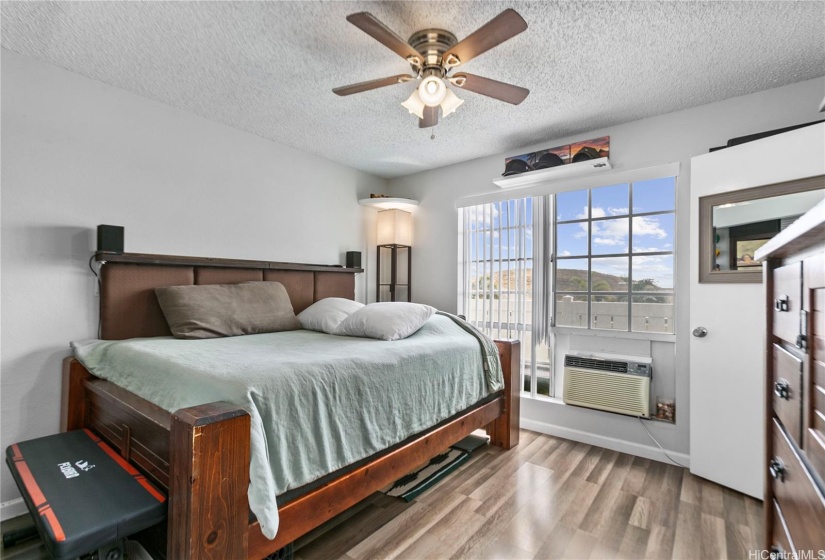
552 177 677 335
457 163 681 399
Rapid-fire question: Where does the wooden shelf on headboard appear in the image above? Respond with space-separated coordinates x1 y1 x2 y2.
95 251 363 273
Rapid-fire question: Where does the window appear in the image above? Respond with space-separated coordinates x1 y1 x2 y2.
459 172 676 399
460 199 542 383
554 177 676 334
460 198 532 339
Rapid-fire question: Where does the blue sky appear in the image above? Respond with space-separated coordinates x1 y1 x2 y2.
465 177 676 289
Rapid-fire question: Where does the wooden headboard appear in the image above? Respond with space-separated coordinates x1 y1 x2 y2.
95 252 362 340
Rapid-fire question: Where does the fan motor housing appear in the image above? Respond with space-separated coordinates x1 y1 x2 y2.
407 29 457 71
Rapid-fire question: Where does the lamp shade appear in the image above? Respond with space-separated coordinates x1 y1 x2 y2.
440 88 464 117
377 209 413 246
401 90 426 119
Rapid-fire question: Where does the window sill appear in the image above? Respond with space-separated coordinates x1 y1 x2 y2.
521 393 565 405
551 326 676 343
520 394 680 428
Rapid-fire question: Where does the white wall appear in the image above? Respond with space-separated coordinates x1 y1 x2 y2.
0 49 386 515
387 76 825 462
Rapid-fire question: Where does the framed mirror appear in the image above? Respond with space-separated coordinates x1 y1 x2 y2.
699 175 825 283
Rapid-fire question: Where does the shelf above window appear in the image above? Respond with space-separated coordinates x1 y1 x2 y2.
358 197 419 211
493 157 612 189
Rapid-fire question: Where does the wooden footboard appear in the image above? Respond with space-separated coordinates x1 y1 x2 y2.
61 339 520 560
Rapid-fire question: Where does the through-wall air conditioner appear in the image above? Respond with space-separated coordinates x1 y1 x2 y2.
562 352 652 418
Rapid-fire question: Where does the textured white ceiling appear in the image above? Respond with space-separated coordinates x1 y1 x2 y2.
2 1 824 178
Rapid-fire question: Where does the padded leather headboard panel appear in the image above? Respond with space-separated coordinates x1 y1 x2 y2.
315 272 355 301
263 270 314 313
101 264 194 340
195 267 263 285
100 261 357 340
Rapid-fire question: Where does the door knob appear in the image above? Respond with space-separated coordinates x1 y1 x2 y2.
692 327 708 338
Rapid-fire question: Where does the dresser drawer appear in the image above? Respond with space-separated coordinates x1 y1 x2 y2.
772 262 802 346
808 380 825 478
773 344 803 445
771 499 796 559
771 418 825 553
807 288 825 477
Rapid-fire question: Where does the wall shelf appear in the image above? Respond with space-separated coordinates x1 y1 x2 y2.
493 157 612 189
358 197 419 210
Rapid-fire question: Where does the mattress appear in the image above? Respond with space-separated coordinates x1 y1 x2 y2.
72 313 501 539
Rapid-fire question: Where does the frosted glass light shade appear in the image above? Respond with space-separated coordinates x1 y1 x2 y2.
401 90 425 119
418 75 447 107
440 88 464 117
377 209 413 246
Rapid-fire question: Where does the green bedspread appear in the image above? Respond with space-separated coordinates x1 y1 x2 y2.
72 313 502 540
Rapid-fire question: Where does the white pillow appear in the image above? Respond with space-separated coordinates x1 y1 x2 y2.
335 302 436 341
297 298 364 334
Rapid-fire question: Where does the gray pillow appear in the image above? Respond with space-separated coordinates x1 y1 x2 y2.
155 281 300 339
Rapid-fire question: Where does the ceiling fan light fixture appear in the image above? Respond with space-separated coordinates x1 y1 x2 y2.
440 88 464 117
401 89 426 119
418 75 447 107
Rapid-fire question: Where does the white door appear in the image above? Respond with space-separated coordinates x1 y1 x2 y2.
689 123 825 499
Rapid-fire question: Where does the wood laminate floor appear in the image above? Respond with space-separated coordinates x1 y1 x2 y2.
1 430 762 560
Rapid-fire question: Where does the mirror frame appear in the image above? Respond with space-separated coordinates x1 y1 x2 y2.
699 175 825 283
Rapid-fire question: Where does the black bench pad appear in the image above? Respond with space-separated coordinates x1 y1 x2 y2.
6 430 166 560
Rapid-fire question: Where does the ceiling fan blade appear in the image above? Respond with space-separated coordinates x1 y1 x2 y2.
451 73 529 105
442 9 527 68
333 74 415 96
419 106 438 128
346 12 423 68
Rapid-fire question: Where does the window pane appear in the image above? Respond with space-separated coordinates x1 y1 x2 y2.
632 214 674 253
591 295 628 330
557 223 588 257
591 217 629 255
555 294 587 328
632 255 674 292
591 183 629 218
557 189 588 221
556 259 588 291
591 257 628 291
632 295 674 334
633 177 675 213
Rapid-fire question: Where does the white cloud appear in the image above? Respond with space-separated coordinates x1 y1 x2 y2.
561 250 571 256
590 217 629 248
465 204 499 227
594 237 624 246
633 216 667 239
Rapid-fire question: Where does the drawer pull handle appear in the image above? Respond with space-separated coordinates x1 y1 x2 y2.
769 546 784 559
774 380 790 400
774 296 789 312
769 458 785 482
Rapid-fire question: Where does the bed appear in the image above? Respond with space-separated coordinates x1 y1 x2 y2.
61 251 520 560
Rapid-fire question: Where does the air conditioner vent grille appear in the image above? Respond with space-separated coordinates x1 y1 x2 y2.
564 355 628 374
563 360 651 418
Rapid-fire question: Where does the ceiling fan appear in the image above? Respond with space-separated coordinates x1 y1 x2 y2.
333 9 529 128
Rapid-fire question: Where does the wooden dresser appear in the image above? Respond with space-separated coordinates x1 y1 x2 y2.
757 197 825 556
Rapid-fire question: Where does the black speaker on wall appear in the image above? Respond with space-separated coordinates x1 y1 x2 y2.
346 251 362 269
97 225 124 254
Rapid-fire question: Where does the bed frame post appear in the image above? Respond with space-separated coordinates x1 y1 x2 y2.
169 402 251 560
488 340 520 450
61 357 92 432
